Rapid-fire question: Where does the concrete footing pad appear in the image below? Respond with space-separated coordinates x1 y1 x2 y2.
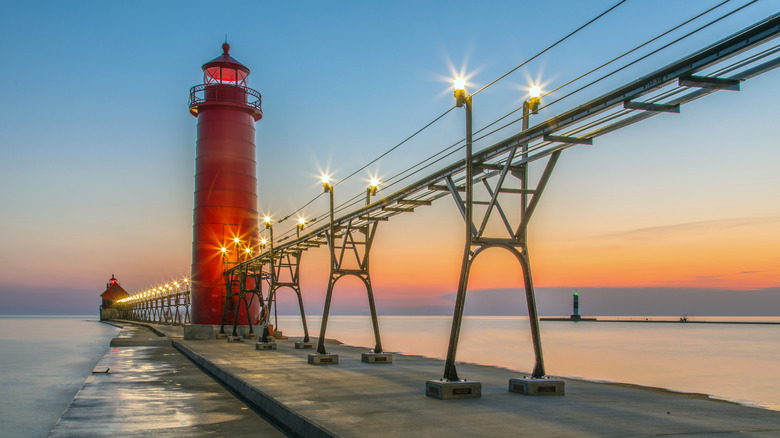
294 342 315 349
509 377 565 396
256 342 277 350
227 336 243 343
426 379 482 399
244 333 258 340
308 353 339 364
182 324 214 340
361 352 393 363
215 333 227 339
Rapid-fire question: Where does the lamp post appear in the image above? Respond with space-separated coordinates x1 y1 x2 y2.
258 215 276 346
367 178 379 206
233 237 241 265
454 77 473 244
520 85 541 243
263 216 273 250
441 76 473 383
322 175 335 293
311 173 339 360
296 217 306 239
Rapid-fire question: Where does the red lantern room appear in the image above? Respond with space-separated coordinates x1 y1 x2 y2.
189 43 262 120
188 43 263 325
202 44 249 86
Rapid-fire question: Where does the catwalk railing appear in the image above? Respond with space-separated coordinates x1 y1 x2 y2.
234 14 780 272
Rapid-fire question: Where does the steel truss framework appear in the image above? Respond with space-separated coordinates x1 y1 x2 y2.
224 16 780 378
114 285 191 325
260 246 313 343
316 187 384 355
219 261 263 338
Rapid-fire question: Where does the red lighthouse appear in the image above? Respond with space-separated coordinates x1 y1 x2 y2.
188 43 263 325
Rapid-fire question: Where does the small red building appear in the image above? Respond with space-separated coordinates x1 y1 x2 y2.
99 274 129 320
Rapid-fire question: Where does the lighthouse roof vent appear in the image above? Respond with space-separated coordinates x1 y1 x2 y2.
201 42 250 87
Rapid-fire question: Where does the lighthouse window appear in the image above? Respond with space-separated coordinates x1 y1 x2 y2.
205 67 248 86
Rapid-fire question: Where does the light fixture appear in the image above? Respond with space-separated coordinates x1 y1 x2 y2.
454 76 467 107
528 85 541 113
369 178 379 196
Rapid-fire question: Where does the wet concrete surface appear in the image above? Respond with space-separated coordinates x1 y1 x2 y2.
49 324 285 437
174 336 780 437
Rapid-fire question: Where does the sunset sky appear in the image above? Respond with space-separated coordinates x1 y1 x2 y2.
1 1 778 315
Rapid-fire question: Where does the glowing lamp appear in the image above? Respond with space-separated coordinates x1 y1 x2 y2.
369 178 379 196
454 76 466 91
297 217 306 230
264 215 272 228
528 85 541 113
234 237 240 244
322 174 332 192
221 247 227 253
453 76 467 107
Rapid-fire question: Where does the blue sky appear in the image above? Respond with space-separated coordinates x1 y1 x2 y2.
1 1 778 315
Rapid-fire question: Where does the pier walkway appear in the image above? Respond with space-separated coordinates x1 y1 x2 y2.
55 321 780 437
49 322 285 437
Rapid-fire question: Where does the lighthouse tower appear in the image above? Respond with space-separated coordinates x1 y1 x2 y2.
188 43 263 325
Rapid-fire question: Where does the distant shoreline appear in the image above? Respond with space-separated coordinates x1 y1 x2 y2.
540 317 780 325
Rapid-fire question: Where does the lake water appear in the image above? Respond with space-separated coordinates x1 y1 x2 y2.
1 315 777 437
274 314 780 411
0 316 119 438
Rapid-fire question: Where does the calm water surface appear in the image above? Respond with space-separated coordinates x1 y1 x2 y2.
0 316 119 438
275 315 780 410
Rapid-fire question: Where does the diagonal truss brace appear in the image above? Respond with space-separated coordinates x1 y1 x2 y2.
316 217 384 355
260 247 312 343
442 137 565 382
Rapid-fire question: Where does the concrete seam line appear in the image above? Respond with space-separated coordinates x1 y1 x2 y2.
172 341 338 438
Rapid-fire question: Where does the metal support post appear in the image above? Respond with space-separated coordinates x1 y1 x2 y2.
429 90 562 399
310 181 389 363
442 93 473 382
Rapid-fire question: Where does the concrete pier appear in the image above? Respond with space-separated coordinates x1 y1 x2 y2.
54 321 780 437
